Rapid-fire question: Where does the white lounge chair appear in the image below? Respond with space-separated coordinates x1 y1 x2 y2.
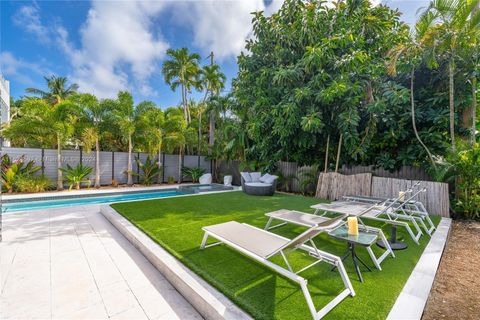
264 209 394 270
311 192 424 245
200 216 355 320
342 183 436 236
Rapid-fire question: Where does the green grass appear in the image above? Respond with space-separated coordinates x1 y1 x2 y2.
112 191 440 320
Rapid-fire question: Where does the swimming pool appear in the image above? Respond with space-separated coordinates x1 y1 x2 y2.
1 184 234 213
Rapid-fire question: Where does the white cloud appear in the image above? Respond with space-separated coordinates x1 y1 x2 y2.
0 51 51 85
57 0 169 98
12 2 51 44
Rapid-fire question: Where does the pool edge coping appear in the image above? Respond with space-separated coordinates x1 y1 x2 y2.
100 204 252 320
387 217 452 320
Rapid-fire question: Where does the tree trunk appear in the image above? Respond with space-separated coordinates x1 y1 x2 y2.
209 112 215 146
198 109 202 156
157 147 162 184
472 76 477 145
181 82 188 122
178 148 183 183
335 134 343 173
449 60 455 149
324 133 330 173
127 135 133 186
57 136 63 191
410 67 436 166
95 138 100 188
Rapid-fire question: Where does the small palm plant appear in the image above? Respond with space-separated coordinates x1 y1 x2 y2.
1 154 41 193
297 165 319 196
133 156 162 186
181 166 206 183
60 164 93 190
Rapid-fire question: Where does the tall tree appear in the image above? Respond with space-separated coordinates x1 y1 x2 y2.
162 48 201 123
3 98 80 190
26 75 79 106
77 93 111 188
111 91 140 186
163 107 196 183
420 0 480 148
200 63 226 149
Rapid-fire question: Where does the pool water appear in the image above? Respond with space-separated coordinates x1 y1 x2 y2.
2 184 234 213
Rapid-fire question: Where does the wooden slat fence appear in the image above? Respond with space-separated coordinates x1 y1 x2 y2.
340 165 432 181
315 172 450 217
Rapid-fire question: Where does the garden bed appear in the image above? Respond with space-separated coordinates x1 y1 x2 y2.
423 221 480 320
111 191 440 320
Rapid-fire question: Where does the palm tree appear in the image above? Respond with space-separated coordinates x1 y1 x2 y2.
419 0 480 148
200 64 226 150
26 75 79 106
387 13 438 166
163 107 196 183
162 48 201 123
135 102 165 183
111 91 140 186
3 98 80 190
77 93 110 188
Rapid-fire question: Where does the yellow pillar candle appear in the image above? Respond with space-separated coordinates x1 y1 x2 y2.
347 217 359 236
399 191 405 202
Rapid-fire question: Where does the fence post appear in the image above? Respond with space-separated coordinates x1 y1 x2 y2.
197 155 200 168
41 148 45 176
79 147 83 166
111 151 115 182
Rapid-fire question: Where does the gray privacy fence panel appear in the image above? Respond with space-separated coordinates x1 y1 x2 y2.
199 156 211 172
113 152 128 184
371 177 450 217
44 149 59 181
340 165 432 181
99 151 112 185
81 151 96 181
164 154 180 182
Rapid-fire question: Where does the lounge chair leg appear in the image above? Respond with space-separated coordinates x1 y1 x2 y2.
200 232 209 249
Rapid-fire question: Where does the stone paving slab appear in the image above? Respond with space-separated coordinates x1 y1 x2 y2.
0 204 202 320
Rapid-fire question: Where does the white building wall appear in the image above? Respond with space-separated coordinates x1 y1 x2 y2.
0 74 11 146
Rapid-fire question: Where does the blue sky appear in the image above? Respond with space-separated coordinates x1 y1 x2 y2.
1 0 429 109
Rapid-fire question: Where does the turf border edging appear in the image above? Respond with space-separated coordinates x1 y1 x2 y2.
100 204 252 320
387 217 452 320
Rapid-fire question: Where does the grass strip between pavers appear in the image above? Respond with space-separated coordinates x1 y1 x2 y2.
112 191 440 320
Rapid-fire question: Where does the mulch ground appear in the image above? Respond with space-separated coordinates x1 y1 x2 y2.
423 220 480 320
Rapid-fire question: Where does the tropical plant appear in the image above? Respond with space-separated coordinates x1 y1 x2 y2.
181 166 206 183
297 165 319 196
167 176 175 184
26 75 79 106
2 98 80 190
60 164 93 190
1 154 41 193
15 175 53 193
133 156 162 185
110 91 142 186
275 170 296 192
77 93 111 188
162 48 202 123
419 0 480 148
163 107 197 183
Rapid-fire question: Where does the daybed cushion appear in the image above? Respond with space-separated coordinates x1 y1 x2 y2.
240 172 252 182
260 173 278 184
250 172 262 182
245 182 272 187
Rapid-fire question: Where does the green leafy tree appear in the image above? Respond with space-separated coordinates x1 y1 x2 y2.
26 75 79 106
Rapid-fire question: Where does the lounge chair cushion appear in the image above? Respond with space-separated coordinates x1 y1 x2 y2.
260 173 278 184
240 172 252 182
250 172 262 182
245 182 272 187
203 221 288 258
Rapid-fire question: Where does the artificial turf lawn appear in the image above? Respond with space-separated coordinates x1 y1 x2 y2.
112 191 440 320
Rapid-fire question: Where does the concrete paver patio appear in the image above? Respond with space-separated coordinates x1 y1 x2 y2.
0 204 202 320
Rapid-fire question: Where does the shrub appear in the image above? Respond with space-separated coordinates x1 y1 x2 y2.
181 167 206 183
1 154 41 193
133 156 161 185
60 164 93 190
15 175 53 193
167 176 175 184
